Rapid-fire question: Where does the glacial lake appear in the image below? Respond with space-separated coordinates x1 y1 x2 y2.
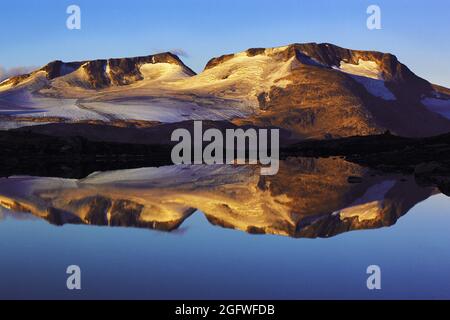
0 158 449 299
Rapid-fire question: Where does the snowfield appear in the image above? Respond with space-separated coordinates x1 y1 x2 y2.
337 59 381 79
0 59 252 127
139 62 192 81
334 59 396 101
0 48 297 128
0 94 250 129
78 98 248 123
14 97 109 121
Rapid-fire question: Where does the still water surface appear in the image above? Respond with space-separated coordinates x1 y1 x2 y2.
0 158 449 299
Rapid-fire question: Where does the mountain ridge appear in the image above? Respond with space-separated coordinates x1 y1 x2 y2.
1 42 449 140
0 52 196 90
1 43 440 93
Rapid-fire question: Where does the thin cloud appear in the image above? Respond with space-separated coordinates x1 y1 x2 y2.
0 66 37 82
169 48 189 58
150 47 190 58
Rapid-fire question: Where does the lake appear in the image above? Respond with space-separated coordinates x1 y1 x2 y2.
0 157 449 299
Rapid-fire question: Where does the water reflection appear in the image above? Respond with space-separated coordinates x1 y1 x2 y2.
0 157 439 238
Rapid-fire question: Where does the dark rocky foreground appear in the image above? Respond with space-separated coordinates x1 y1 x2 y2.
1 129 450 195
0 130 172 178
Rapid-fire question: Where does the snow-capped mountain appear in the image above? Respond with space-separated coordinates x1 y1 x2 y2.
1 43 449 139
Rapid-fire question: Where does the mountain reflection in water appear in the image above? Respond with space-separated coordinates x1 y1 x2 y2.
0 157 440 238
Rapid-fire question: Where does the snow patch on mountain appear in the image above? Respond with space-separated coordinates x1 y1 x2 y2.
336 180 396 222
79 98 248 123
352 75 396 101
18 97 109 120
337 59 382 79
139 63 192 81
422 97 450 119
334 59 396 101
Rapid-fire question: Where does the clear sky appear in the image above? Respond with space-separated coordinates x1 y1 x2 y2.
0 0 449 86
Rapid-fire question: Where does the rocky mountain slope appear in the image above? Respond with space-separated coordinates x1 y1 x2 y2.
1 43 449 140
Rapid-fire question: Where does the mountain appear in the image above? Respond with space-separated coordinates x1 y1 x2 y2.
1 43 449 140
0 52 195 90
0 158 437 238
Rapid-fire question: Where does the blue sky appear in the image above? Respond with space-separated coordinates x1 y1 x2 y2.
0 0 449 86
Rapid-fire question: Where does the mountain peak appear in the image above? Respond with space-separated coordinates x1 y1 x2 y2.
205 43 402 78
0 52 196 90
203 42 433 100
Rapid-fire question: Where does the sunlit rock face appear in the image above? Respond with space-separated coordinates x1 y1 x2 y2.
1 43 450 137
0 158 437 238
